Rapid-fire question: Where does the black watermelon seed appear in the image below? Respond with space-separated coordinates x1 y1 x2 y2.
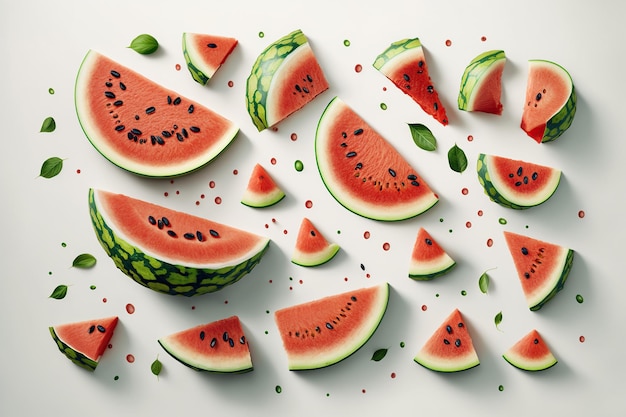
157 219 164 229
532 172 538 180
295 84 302 92
88 325 95 334
515 181 522 187
104 91 116 99
523 176 529 184
341 132 347 138
524 272 530 279
188 104 194 113
105 81 113 87
427 85 434 93
536 92 542 101
326 323 334 330
360 263 365 271
134 115 140 120
455 339 461 347
354 128 364 135
433 102 439 111
418 60 424 67
509 173 514 178
146 106 156 114
517 167 523 176
446 325 452 334
184 232 195 240
458 322 464 328
346 151 357 158
173 97 181 105
302 87 310 94
189 126 200 133
209 229 220 238
196 231 204 241
176 132 184 142
388 168 396 177
210 338 217 348
355 162 363 170
351 296 357 302
127 132 134 140
167 230 177 238
200 331 205 340
119 82 126 90
443 339 450 345
182 128 188 138
407 174 417 180
115 125 125 131
403 73 410 81
310 230 316 237
110 70 121 78
411 180 420 187
223 331 229 342
228 338 234 347
152 135 163 145
534 338 539 344
425 238 433 246
97 325 106 333
521 247 529 255
207 43 217 48
240 336 246 344
340 142 347 147
148 216 157 225
307 74 313 82
113 100 123 106
162 130 172 138
315 326 321 333
131 128 142 135
167 95 172 104
151 136 157 145
162 217 170 227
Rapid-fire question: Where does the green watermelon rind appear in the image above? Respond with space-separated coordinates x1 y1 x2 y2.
476 153 562 210
158 339 253 374
408 257 456 281
372 38 423 70
182 32 212 85
240 188 286 208
529 248 574 311
291 242 340 268
89 189 270 297
502 350 558 372
458 50 506 111
49 327 99 372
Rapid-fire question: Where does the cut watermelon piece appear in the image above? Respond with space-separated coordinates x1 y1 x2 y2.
503 329 557 371
373 38 448 125
246 29 329 131
291 217 340 267
408 227 455 280
521 60 576 143
240 163 285 208
477 154 561 209
158 316 253 373
50 316 118 371
182 32 238 85
274 283 389 370
458 50 506 114
75 50 239 177
89 188 270 296
503 231 574 311
315 97 439 221
414 309 479 372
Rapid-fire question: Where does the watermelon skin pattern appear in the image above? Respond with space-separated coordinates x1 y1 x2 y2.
49 327 99 371
541 87 577 143
457 50 506 113
88 189 269 296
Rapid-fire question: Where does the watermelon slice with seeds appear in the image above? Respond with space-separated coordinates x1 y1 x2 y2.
182 32 238 85
503 329 557 371
241 163 285 208
408 227 455 280
291 217 340 267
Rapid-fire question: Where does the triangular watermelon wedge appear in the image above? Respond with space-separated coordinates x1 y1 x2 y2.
291 217 340 267
414 309 479 372
408 227 456 280
503 329 557 371
49 316 119 371
182 32 238 85
240 163 285 208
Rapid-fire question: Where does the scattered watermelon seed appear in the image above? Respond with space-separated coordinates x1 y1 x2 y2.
487 238 494 247
228 80 234 87
462 188 469 195
270 157 277 165
114 376 119 381
363 231 371 239
214 196 222 204
477 210 484 216
445 39 452 46
200 331 205 340
579 336 585 343
521 247 529 255
209 229 220 238
391 372 396 379
467 135 474 141
578 210 585 218
210 338 217 348
126 354 135 363
354 64 362 73
421 304 427 311
576 294 584 303
466 221 472 228
125 303 135 314
97 325 106 333
382 242 390 251
88 325 95 334
290 132 298 141
102 298 107 303
175 63 181 71
305 200 313 209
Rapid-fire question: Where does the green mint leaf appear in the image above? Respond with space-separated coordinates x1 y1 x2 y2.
151 357 163 377
494 311 503 331
49 285 68 299
478 267 496 294
408 123 437 151
448 144 468 173
128 34 159 54
39 157 64 179
72 253 97 269
371 348 388 362
40 117 56 133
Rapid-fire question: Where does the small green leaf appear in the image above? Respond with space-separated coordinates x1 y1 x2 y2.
72 253 97 269
40 117 56 133
49 285 68 299
371 348 388 362
39 157 64 179
494 311 503 331
151 357 162 377
478 267 496 294
448 144 468 173
128 34 159 54
408 123 437 151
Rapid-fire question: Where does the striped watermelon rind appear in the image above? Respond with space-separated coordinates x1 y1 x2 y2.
50 327 100 371
458 50 506 113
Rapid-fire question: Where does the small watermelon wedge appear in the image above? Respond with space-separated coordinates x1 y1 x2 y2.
414 309 479 372
241 163 285 208
458 50 506 114
503 231 574 311
503 329 557 371
521 60 576 143
373 38 448 125
50 316 119 371
408 227 455 280
274 283 389 370
291 217 340 267
246 29 329 131
158 316 253 373
182 32 238 85
477 154 562 209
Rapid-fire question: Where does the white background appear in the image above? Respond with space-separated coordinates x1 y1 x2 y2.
1 0 624 416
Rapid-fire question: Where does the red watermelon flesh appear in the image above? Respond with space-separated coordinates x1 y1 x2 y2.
503 329 557 371
469 62 505 114
158 316 253 373
274 283 389 370
183 32 238 84
50 316 118 369
414 309 479 372
408 227 456 280
75 50 239 177
240 163 285 208
291 217 340 267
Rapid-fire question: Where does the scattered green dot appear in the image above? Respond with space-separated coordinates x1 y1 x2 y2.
449 229 453 233
114 375 119 381
498 218 507 225
343 39 351 47
380 103 387 110
435 293 440 297
275 385 282 394
439 218 444 222
90 285 96 290
48 271 53 275
258 31 265 38
264 330 269 335
48 88 55 95
61 242 67 247
576 294 584 304
498 385 504 392
266 310 270 314
289 276 293 281
326 393 330 397
399 341 405 348
461 290 467 296
294 160 304 172
525 225 529 229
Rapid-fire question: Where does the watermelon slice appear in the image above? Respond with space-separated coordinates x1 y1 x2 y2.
75 50 239 177
414 309 479 372
89 188 270 296
373 38 448 125
240 163 285 208
182 32 238 85
274 283 389 370
503 231 574 311
458 50 506 114
246 29 329 131
477 153 561 209
408 227 455 280
49 316 118 371
521 60 576 143
158 316 253 373
291 217 340 267
315 97 439 221
503 329 557 371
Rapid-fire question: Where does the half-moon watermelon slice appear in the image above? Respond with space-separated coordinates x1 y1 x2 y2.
158 316 253 373
240 163 285 208
408 227 455 280
315 97 439 221
521 59 576 143
89 188 270 296
49 316 118 371
458 50 506 115
291 217 340 267
75 50 239 177
414 309 479 372
373 38 448 125
246 29 329 131
182 32 238 85
503 231 574 311
477 153 561 209
274 283 389 370
503 329 557 371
